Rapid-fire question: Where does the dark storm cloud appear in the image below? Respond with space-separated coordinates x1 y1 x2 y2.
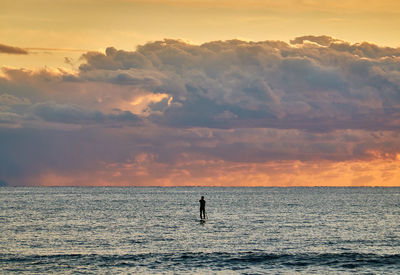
2 36 400 185
77 37 400 131
0 93 31 106
0 43 28 55
2 36 400 132
80 68 165 86
30 102 140 125
79 47 152 71
0 127 114 180
1 124 399 185
0 112 21 123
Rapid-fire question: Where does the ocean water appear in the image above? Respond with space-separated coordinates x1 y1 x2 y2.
1 187 399 274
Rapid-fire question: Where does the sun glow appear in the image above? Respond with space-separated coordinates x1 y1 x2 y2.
129 93 170 115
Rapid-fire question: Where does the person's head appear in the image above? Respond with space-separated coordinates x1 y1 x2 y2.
201 196 204 200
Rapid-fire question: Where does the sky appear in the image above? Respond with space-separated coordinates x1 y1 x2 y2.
1 0 400 186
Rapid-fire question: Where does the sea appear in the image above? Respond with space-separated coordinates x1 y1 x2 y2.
1 187 399 274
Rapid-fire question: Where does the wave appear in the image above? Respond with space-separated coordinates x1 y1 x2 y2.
1 251 400 272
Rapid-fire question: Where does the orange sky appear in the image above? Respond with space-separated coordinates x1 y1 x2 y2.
1 0 400 68
23 158 400 187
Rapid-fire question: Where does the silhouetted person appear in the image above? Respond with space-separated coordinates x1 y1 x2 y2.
199 196 206 219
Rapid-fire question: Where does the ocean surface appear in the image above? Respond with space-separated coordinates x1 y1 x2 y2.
1 187 399 274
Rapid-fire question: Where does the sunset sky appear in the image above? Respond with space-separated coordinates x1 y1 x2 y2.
1 0 400 186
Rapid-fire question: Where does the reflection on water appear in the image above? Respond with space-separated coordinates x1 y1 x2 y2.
1 187 399 274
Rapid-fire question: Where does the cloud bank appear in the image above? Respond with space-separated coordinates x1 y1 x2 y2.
0 43 28 55
1 36 400 186
78 37 400 131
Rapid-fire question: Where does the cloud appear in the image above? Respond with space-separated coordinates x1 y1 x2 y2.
79 47 152 71
2 124 399 184
290 35 342 46
30 102 140 125
0 93 31 106
80 68 165 86
3 37 400 132
0 43 28 55
0 112 22 124
2 36 400 186
75 37 400 131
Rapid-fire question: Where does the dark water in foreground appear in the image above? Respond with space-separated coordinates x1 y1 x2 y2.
1 187 399 274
